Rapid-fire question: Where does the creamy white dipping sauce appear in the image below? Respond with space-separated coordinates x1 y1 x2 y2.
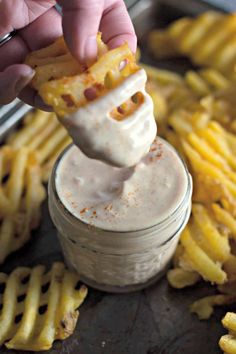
55 138 188 232
62 69 157 167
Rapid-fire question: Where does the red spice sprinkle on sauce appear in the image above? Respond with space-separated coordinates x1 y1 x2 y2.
80 207 89 214
104 204 113 211
93 211 97 216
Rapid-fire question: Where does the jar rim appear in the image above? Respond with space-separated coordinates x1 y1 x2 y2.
50 139 192 234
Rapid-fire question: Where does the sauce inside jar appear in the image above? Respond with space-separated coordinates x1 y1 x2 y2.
55 137 189 232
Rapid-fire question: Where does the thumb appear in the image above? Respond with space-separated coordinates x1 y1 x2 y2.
0 65 35 105
58 0 104 64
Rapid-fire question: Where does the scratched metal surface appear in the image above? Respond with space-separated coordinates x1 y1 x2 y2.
1 0 233 353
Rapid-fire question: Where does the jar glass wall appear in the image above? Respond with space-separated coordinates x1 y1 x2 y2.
49 142 192 293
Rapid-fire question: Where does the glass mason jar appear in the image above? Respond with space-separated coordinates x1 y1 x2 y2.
48 145 192 293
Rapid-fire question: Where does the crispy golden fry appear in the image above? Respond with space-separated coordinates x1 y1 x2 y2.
185 71 211 97
148 12 236 78
220 313 236 354
223 255 236 283
6 110 71 183
41 136 72 183
142 64 183 85
18 155 46 239
0 262 87 351
212 203 236 239
187 132 229 170
200 68 230 90
36 125 68 164
193 174 236 213
145 81 168 135
25 34 108 91
219 334 236 354
7 111 51 149
25 35 140 117
39 43 139 117
148 30 179 59
167 268 200 289
0 147 46 264
180 225 227 284
191 204 230 263
190 295 236 320
198 125 236 170
182 140 236 198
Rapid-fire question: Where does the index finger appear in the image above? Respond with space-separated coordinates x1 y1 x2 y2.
100 1 137 53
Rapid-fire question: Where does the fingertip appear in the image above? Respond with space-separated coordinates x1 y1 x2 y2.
107 34 137 53
83 35 98 65
19 86 53 111
0 64 35 105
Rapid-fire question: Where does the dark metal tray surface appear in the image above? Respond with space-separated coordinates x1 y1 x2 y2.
1 0 232 353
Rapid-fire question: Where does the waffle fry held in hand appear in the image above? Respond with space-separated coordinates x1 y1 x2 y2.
0 262 87 351
0 146 46 264
25 35 157 168
149 12 236 80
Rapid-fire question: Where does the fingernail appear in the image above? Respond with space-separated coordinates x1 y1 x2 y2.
84 36 97 66
15 69 35 94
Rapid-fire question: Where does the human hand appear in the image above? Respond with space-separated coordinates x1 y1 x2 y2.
0 0 61 108
58 0 137 64
0 0 137 109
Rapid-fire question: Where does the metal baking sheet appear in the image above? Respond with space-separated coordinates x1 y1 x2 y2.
1 1 232 353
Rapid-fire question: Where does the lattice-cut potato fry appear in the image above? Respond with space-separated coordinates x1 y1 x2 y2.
190 295 236 320
191 204 230 263
199 68 231 90
148 12 236 78
223 255 236 283
220 334 236 354
41 136 72 183
180 224 227 284
142 64 183 85
219 313 236 354
25 34 108 91
6 110 72 183
148 30 179 59
212 203 236 239
0 262 87 351
198 124 236 170
25 35 140 117
167 268 201 289
7 110 52 149
182 140 236 198
187 131 230 171
185 71 211 97
0 147 46 264
38 43 139 117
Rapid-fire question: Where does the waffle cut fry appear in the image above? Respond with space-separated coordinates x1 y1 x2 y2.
143 63 233 138
6 110 72 183
178 204 229 284
182 124 236 203
0 262 88 351
0 146 46 264
25 34 108 91
220 313 236 354
148 12 236 79
190 295 236 320
25 35 140 118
